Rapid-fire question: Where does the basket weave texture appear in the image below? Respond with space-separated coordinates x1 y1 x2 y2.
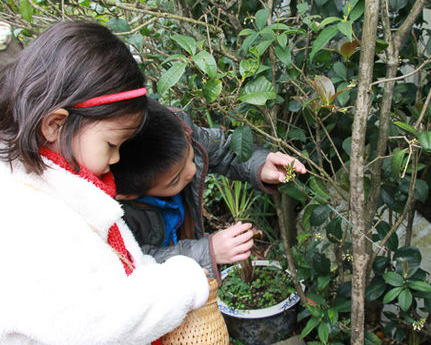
161 278 229 345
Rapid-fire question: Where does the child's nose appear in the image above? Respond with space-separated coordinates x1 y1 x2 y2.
110 149 120 165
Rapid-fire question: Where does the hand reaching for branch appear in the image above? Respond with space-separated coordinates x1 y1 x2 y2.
212 222 260 264
260 152 306 184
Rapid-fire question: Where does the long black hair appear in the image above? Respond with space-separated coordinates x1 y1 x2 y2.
0 20 147 174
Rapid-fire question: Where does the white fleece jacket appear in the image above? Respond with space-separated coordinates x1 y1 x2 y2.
0 158 209 345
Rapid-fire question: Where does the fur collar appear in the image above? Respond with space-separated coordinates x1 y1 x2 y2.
1 156 123 241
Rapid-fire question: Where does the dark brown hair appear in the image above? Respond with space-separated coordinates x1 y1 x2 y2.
0 20 147 174
112 97 188 196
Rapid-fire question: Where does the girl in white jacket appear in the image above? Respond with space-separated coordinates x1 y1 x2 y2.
0 21 209 345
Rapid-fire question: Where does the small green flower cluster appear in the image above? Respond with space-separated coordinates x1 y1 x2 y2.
283 162 296 183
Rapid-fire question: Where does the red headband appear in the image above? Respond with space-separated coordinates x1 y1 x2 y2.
72 87 147 108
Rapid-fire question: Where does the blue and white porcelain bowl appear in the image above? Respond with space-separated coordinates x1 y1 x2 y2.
217 260 304 345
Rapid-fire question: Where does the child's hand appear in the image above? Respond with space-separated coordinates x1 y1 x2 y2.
212 222 260 264
260 152 306 184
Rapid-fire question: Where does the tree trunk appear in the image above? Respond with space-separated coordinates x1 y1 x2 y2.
349 0 379 344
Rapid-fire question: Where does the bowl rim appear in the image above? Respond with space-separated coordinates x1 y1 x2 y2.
217 259 305 319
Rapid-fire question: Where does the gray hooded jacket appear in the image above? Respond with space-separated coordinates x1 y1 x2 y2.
121 110 276 283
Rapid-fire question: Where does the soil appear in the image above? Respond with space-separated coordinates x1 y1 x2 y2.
218 265 295 310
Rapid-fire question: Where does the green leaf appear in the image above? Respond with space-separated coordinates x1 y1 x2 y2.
319 17 342 29
337 21 353 41
318 323 329 343
267 24 306 36
308 305 322 318
332 297 351 312
310 205 331 226
366 278 387 301
239 32 259 53
288 128 306 142
193 51 217 78
414 179 429 203
255 9 270 31
418 131 431 151
239 58 259 79
279 181 308 204
310 25 339 62
398 288 412 311
309 176 330 200
315 0 330 6
344 0 360 15
389 0 409 12
383 286 403 303
259 28 275 40
373 256 390 273
126 33 145 50
161 54 188 65
383 272 404 287
349 0 365 22
300 317 320 338
275 46 291 66
172 35 197 56
239 28 256 36
317 276 331 291
394 246 422 275
375 221 399 252
365 330 382 345
326 217 343 243
230 126 254 162
407 280 431 292
312 253 331 275
288 100 302 113
333 62 347 80
107 18 131 33
20 0 33 22
256 39 273 55
239 76 276 106
394 121 418 136
302 204 319 231
391 148 408 178
203 79 222 103
157 62 187 95
327 308 339 326
336 82 350 106
276 33 287 48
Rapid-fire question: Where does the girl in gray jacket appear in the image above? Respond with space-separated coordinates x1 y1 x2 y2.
112 98 306 283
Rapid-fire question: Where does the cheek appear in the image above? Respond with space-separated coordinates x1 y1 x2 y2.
188 164 196 180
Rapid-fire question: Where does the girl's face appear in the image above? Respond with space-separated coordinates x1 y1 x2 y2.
146 142 196 197
72 114 142 177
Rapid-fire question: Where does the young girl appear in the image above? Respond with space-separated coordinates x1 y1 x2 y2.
0 21 209 345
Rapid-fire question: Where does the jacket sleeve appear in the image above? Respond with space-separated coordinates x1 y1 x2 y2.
121 201 221 284
181 112 276 194
141 235 221 284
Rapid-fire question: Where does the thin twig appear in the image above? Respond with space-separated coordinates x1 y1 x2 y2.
414 85 431 130
369 56 431 87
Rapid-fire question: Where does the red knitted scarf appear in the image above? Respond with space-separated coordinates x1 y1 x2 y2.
40 147 135 275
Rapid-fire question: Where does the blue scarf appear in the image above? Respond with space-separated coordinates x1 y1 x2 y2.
136 193 185 246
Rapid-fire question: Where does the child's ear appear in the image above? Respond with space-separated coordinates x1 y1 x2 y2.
40 109 69 144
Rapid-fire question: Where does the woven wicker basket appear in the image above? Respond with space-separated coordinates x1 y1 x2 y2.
161 278 229 345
